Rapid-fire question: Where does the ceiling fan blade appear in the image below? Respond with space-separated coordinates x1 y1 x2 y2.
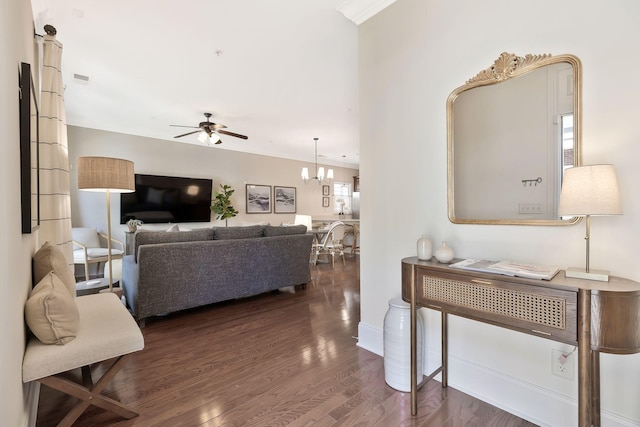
201 122 227 130
170 125 200 129
217 130 248 140
174 130 201 138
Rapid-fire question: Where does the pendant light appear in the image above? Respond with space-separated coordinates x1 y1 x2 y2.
301 137 333 184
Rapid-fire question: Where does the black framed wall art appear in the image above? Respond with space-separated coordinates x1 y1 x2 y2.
274 186 296 213
246 184 271 213
19 62 39 234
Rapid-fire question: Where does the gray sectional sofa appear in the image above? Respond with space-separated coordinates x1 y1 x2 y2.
122 224 314 325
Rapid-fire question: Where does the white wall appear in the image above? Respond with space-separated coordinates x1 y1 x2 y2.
1 0 39 425
358 0 640 426
68 125 358 243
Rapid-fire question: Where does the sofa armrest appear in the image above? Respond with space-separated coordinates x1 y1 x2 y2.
121 255 139 315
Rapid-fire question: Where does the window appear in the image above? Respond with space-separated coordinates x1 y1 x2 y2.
559 113 574 219
561 113 574 173
333 182 351 214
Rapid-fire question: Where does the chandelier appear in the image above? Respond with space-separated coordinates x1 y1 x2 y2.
301 137 333 184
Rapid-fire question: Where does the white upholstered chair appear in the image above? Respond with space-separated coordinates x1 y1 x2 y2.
72 227 125 281
23 293 144 426
24 242 144 425
293 214 313 232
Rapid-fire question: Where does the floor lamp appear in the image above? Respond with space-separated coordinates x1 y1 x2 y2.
77 156 135 292
558 164 622 282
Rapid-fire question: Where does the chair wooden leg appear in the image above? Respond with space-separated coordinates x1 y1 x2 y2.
38 354 138 426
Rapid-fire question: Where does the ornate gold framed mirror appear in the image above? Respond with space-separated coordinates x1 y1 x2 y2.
447 52 582 225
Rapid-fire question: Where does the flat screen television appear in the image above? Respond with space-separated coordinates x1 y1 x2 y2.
120 174 213 224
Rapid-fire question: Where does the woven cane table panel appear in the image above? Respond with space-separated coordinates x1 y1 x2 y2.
423 276 565 329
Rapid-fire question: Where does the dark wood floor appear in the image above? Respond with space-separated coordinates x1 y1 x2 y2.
37 256 536 426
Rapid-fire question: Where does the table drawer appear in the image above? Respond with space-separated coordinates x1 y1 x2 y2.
417 270 578 344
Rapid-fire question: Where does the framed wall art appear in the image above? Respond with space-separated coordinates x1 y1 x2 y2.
322 185 330 196
246 184 271 213
274 186 296 213
322 197 330 208
19 62 39 234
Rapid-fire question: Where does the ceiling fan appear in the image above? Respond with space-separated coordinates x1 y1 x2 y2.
171 113 248 145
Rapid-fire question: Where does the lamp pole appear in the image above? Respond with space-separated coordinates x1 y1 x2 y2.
584 215 591 274
106 189 113 292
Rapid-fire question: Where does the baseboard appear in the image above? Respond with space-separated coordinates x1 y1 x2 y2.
22 381 39 427
356 321 638 427
356 321 383 356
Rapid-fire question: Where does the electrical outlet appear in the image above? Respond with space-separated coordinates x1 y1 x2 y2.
518 203 544 214
551 349 574 380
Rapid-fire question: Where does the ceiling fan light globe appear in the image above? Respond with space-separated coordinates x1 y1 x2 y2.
210 133 221 144
197 131 208 143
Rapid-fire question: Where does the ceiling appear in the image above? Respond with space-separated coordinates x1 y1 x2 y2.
30 1 394 169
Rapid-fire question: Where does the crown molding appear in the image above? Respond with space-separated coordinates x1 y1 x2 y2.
336 0 396 25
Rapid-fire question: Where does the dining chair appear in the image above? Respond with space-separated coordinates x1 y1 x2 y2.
342 223 360 257
313 221 346 267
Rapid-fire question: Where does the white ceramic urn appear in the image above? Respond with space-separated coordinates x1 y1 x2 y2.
383 298 423 392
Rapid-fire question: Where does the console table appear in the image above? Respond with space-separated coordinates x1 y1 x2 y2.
401 257 640 427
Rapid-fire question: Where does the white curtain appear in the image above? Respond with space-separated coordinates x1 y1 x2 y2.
39 33 73 267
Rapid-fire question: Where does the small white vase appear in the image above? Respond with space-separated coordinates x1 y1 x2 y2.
435 241 455 263
417 235 433 260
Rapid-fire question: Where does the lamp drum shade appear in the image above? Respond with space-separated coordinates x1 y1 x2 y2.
558 164 622 216
77 157 135 193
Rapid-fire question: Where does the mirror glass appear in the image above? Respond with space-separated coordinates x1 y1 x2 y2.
447 53 582 225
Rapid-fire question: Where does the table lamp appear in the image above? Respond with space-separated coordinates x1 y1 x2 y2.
558 164 622 281
78 157 135 292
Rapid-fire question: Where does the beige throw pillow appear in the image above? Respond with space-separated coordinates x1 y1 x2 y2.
25 272 80 345
33 241 76 297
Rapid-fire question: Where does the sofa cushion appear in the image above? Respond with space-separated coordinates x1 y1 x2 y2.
263 224 307 237
135 228 214 261
25 272 80 345
33 241 76 297
213 225 265 240
234 220 270 227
